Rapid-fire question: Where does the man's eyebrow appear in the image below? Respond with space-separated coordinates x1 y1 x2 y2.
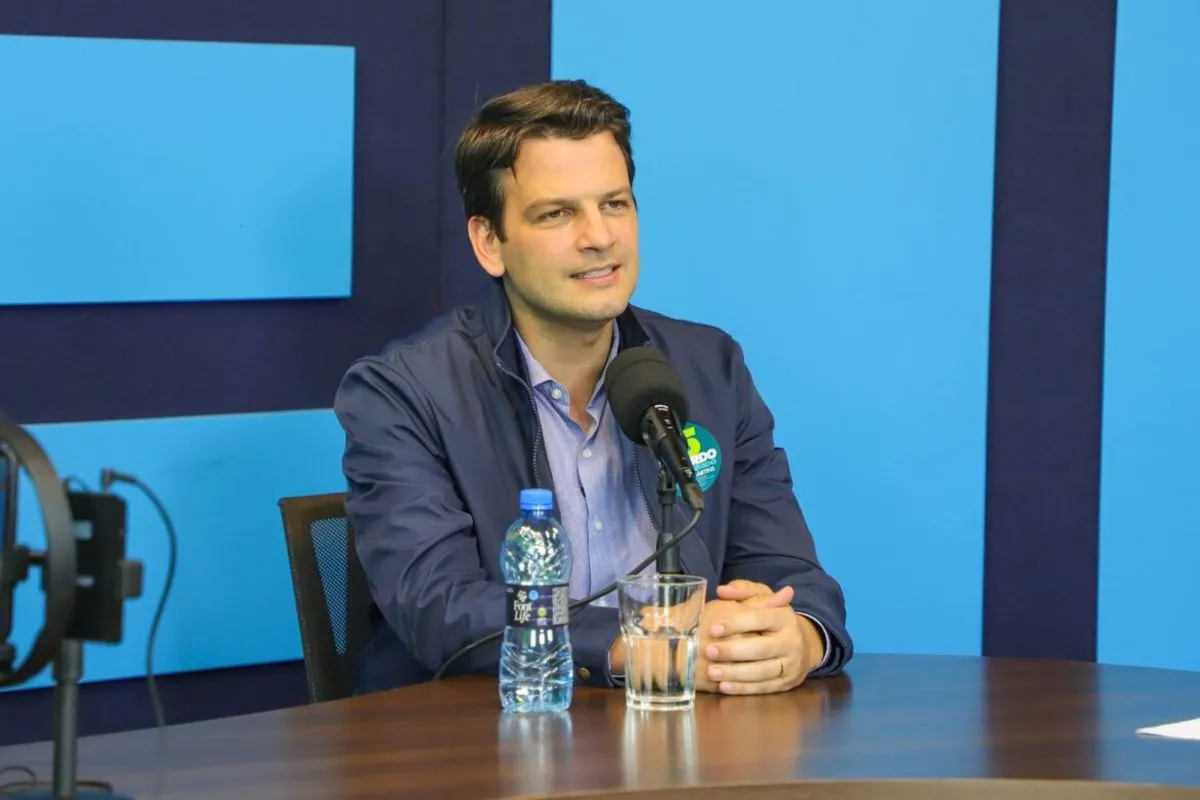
525 188 631 212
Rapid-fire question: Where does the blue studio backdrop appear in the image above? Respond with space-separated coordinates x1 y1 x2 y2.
0 0 1196 710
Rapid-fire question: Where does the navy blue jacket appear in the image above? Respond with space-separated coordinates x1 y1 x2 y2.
334 284 852 694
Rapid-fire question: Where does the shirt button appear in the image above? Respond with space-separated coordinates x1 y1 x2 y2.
551 388 563 400
577 667 591 681
582 448 592 459
594 520 603 531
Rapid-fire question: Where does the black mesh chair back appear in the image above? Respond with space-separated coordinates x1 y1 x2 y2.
278 492 372 703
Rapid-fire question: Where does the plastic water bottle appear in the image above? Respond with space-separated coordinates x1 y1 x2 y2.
499 488 574 712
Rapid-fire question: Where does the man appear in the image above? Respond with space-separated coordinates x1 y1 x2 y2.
334 79 851 696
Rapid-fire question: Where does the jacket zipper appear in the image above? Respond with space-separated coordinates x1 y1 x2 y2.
494 357 546 489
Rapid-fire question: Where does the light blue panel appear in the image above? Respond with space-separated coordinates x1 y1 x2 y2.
1098 0 1200 672
1 410 346 691
0 35 355 305
553 0 998 655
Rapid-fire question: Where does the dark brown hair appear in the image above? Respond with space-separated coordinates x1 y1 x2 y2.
454 79 635 242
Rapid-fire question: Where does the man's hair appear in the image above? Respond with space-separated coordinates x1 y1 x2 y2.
454 79 635 242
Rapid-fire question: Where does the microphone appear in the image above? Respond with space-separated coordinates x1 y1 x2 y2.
605 347 705 512
604 347 704 575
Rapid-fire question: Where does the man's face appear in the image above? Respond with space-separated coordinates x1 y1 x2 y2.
472 132 639 332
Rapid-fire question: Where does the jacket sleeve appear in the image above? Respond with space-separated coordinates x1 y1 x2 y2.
720 342 853 677
334 356 620 685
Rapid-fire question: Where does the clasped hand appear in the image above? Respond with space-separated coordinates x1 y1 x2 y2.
697 580 821 695
617 580 823 697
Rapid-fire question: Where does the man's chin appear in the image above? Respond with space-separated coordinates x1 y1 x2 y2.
576 302 630 326
516 289 635 333
546 293 629 324
553 313 621 334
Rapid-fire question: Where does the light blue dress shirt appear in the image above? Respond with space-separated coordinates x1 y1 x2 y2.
515 326 657 608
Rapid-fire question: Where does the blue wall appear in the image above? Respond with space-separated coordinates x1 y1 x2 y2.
11 412 344 688
1098 0 1200 672
553 0 1000 657
0 35 354 305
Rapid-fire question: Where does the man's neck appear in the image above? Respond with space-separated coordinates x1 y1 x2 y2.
512 310 614 409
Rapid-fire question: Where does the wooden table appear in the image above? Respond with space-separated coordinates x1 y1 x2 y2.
2 654 1199 798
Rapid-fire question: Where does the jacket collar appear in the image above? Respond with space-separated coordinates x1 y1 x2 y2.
481 280 651 378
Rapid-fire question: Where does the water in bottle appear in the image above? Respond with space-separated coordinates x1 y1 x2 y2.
499 488 574 712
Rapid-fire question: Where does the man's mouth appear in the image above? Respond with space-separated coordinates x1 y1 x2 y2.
572 264 619 280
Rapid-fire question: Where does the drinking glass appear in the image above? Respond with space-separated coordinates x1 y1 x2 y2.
616 574 707 710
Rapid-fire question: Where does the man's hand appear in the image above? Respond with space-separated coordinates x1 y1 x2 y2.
608 579 826 696
701 580 826 695
693 587 790 693
715 579 778 606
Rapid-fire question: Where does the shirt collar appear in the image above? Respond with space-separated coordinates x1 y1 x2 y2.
515 324 621 404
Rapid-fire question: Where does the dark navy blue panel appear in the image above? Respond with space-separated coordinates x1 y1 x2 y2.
0 0 443 424
439 0 552 310
0 659 307 746
982 0 1116 661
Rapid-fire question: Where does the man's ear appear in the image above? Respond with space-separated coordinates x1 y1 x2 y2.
467 216 505 278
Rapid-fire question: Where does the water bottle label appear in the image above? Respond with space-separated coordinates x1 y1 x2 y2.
505 584 570 628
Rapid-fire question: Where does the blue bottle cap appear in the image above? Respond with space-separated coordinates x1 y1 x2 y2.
519 488 554 511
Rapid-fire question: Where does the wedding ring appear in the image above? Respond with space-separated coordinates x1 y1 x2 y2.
775 656 785 679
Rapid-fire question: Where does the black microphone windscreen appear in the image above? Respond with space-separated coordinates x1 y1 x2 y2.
603 347 690 444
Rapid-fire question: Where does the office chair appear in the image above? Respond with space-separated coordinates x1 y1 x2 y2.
278 492 373 703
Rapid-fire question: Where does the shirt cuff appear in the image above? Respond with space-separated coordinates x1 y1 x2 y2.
607 639 625 686
796 612 832 672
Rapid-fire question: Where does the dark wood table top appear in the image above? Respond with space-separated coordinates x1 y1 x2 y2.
2 654 1199 798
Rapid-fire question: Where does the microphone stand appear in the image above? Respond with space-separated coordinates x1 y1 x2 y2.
653 465 687 686
656 465 682 575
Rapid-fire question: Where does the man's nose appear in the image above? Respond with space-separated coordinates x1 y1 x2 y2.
576 205 616 251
